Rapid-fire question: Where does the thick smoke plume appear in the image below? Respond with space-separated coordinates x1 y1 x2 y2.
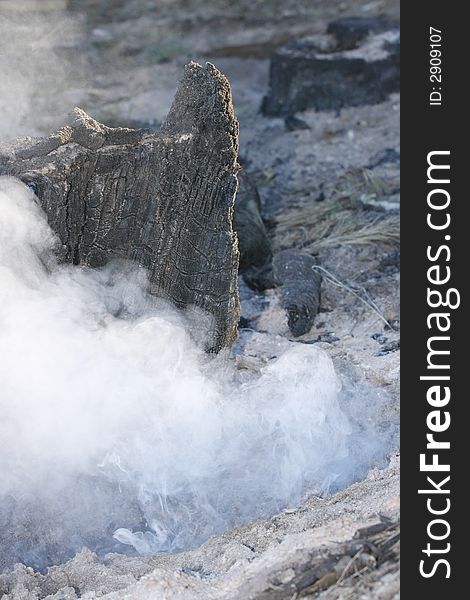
0 177 397 570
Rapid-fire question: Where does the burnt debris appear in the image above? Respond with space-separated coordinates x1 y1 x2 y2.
262 16 400 116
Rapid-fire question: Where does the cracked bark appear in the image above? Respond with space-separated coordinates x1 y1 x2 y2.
0 62 240 352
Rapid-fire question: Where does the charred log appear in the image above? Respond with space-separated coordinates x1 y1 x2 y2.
272 250 322 337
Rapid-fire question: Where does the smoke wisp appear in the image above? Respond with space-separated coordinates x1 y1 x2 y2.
0 177 396 571
0 1 85 139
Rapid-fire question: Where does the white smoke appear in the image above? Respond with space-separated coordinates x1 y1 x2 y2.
0 2 85 139
0 177 396 570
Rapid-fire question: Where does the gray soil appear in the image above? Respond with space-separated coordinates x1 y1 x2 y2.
0 1 400 598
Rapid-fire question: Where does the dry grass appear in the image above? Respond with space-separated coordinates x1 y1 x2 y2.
274 168 400 253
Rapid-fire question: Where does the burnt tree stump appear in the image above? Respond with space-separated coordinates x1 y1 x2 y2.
262 18 400 116
0 62 240 352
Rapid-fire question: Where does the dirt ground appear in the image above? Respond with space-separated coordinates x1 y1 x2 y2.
0 1 400 598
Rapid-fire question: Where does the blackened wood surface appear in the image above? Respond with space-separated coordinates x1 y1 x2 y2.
272 250 322 337
0 62 240 351
262 19 400 116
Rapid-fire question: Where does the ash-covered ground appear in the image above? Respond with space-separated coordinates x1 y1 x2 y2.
0 1 400 598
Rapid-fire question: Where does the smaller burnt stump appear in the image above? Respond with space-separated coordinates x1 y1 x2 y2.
262 17 400 116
